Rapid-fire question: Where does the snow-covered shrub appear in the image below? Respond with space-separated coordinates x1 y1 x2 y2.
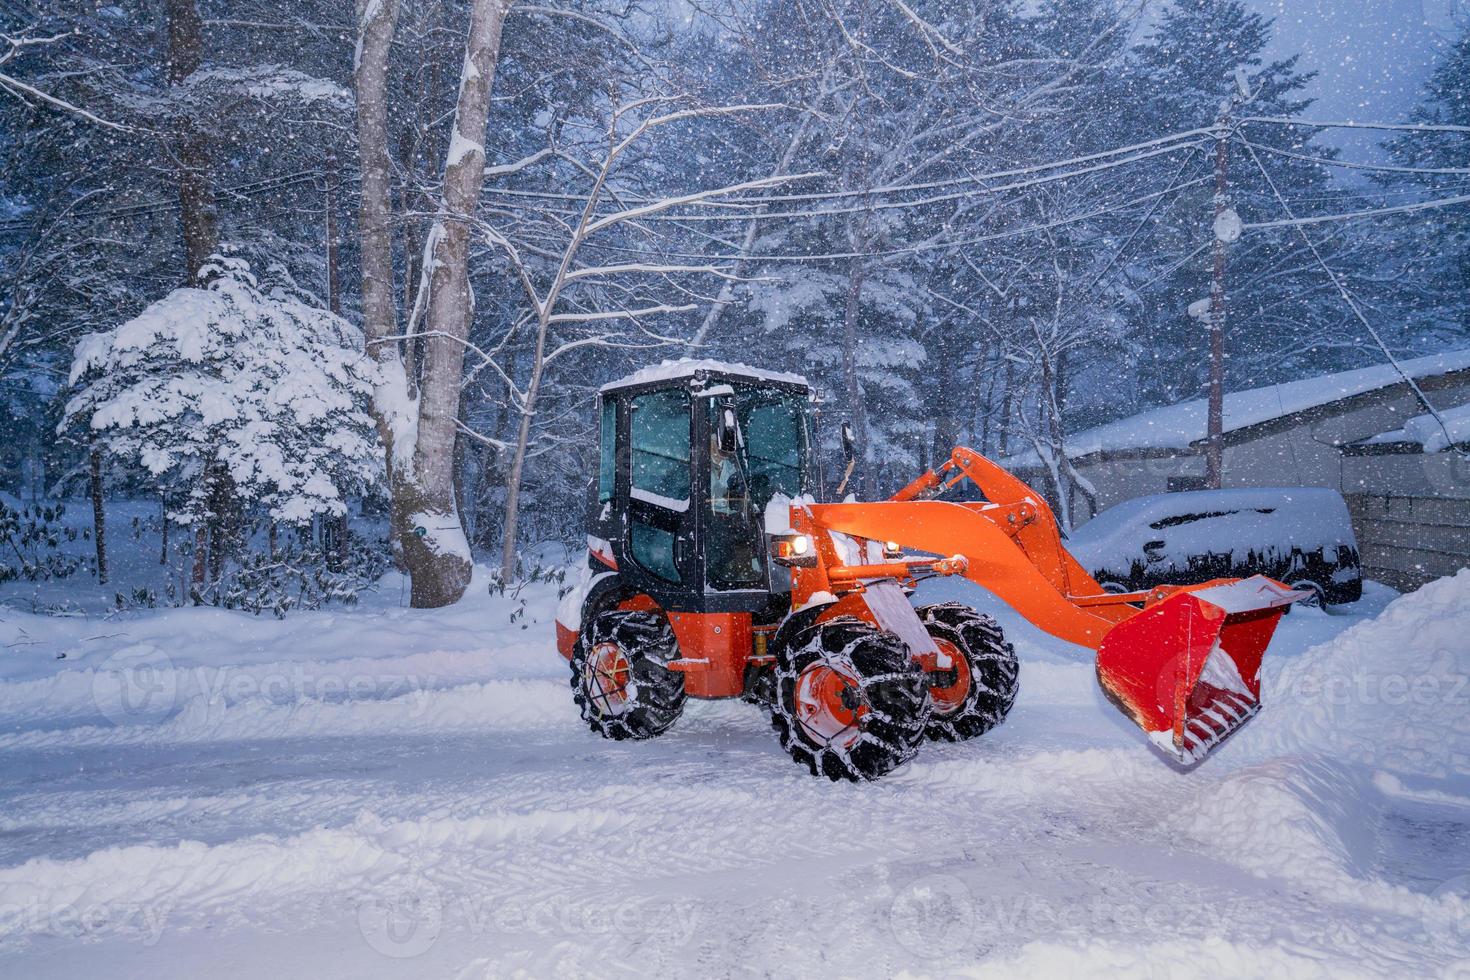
63 253 383 529
0 500 91 583
210 533 392 618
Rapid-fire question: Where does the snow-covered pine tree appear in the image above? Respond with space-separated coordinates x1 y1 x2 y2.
63 253 381 572
1118 0 1365 405
1383 25 1470 346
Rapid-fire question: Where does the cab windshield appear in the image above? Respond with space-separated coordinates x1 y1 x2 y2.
706 385 810 590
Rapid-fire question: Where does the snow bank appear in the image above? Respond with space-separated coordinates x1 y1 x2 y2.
1173 759 1378 889
1226 569 1470 778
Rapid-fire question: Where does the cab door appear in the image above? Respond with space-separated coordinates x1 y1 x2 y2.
621 386 698 603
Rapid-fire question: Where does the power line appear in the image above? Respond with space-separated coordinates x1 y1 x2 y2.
1238 138 1470 177
1242 193 1470 231
482 140 1204 226
478 127 1214 208
1240 138 1466 456
1242 116 1470 136
563 177 1213 265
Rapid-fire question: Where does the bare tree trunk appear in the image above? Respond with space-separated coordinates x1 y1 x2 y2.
89 447 107 586
191 528 207 596
166 0 220 590
324 149 342 315
160 494 169 566
932 332 961 459
841 262 871 497
355 0 411 580
165 0 217 284
321 150 352 566
497 326 547 582
997 357 1016 458
408 0 512 603
356 0 512 607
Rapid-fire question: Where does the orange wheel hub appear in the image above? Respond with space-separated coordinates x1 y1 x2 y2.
585 641 632 717
928 637 972 717
794 661 866 749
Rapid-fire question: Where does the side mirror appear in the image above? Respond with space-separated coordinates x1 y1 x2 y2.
840 422 856 462
718 405 739 454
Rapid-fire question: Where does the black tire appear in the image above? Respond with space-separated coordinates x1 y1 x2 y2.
571 609 686 740
770 617 931 781
1283 579 1325 614
916 603 1020 742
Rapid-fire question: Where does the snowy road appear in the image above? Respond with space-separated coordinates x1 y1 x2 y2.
1 571 1469 978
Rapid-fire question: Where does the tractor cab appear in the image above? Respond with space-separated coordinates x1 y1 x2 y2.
587 360 814 616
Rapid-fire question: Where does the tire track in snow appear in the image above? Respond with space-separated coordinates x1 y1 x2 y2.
0 647 556 730
0 806 646 944
0 677 573 749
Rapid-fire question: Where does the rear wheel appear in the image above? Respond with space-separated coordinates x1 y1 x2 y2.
770 617 931 781
916 603 1020 742
1284 578 1325 613
571 610 686 740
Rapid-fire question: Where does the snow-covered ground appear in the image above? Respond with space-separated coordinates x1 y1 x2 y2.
1 560 1469 977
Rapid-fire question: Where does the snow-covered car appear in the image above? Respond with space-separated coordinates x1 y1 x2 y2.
1068 487 1363 607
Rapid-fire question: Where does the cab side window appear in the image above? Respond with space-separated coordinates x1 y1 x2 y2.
628 388 690 583
598 398 616 503
630 388 691 510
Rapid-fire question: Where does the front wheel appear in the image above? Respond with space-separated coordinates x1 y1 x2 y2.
770 617 932 781
916 603 1020 742
571 610 686 740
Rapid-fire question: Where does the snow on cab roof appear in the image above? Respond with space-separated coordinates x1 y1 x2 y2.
1004 347 1470 468
600 359 809 393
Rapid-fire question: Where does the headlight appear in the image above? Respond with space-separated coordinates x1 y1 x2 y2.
772 534 817 567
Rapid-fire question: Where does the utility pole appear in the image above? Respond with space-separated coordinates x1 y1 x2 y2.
1205 99 1231 490
1205 79 1247 490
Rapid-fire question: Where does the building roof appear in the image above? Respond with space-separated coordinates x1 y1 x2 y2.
600 359 809 394
1005 348 1470 468
1352 398 1470 454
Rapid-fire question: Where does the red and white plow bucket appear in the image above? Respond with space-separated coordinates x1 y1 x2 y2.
1095 576 1305 765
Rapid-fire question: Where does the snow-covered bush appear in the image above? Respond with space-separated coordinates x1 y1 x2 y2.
212 534 392 618
0 499 90 582
63 253 383 528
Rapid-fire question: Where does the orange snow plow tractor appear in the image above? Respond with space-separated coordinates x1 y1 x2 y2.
556 362 1303 779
